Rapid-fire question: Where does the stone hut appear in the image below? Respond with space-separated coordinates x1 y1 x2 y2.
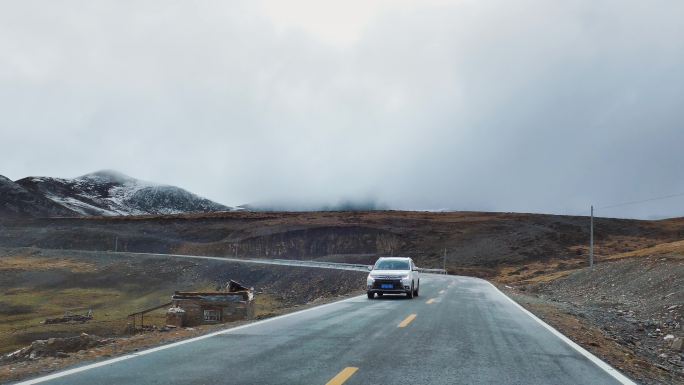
166 280 254 327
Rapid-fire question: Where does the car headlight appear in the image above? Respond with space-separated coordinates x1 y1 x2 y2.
400 275 410 280
367 276 375 283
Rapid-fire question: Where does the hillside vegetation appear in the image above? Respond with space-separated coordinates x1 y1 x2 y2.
0 248 365 355
2 211 684 276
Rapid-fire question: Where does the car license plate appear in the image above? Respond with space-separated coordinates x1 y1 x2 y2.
381 284 393 289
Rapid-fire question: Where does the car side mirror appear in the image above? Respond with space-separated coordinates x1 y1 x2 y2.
367 265 373 271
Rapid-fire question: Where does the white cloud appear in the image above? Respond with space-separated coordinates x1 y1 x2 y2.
0 0 683 218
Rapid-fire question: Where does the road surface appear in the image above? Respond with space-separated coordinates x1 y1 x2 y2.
15 274 634 385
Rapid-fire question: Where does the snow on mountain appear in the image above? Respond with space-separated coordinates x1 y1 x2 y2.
13 170 231 216
0 175 78 218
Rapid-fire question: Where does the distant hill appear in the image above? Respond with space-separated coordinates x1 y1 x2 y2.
1 170 231 217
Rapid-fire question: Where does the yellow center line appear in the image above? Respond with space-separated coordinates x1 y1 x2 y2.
398 313 417 328
426 298 436 304
325 367 359 385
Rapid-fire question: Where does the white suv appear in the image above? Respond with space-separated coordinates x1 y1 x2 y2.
366 257 420 299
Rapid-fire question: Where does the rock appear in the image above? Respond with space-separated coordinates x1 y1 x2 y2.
3 334 110 361
672 337 683 352
664 334 675 341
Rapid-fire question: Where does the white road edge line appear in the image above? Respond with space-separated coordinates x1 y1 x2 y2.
14 294 365 385
486 281 637 385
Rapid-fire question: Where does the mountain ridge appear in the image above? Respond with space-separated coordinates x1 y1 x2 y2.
0 175 78 218
1 170 231 217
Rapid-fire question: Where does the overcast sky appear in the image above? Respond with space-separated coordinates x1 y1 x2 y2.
1 0 683 218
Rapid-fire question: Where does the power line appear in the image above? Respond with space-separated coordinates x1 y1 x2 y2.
589 191 684 269
597 191 684 210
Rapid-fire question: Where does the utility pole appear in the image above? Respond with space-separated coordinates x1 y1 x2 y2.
115 236 118 253
590 205 594 268
443 248 447 272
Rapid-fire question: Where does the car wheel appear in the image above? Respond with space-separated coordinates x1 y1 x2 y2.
407 282 414 299
414 281 419 297
367 292 374 299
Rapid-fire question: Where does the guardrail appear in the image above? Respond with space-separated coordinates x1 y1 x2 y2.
270 259 369 271
271 259 448 274
9 247 448 274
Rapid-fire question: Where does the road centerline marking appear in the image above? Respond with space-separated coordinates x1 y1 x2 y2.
426 298 436 304
325 367 358 385
398 313 417 327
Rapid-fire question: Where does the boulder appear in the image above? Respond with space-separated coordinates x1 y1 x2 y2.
671 337 683 352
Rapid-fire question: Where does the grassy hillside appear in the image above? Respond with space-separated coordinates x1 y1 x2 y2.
2 211 684 277
0 248 365 355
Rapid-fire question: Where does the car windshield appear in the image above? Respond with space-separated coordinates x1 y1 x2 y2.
374 260 410 270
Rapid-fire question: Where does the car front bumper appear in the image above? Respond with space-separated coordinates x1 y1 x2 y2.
368 279 411 293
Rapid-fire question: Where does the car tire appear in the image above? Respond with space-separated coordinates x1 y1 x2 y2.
407 282 414 299
414 281 419 297
367 292 374 299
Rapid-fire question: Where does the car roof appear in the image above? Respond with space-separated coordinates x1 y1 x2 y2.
377 257 411 261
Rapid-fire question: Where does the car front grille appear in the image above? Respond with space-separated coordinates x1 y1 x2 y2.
372 279 403 290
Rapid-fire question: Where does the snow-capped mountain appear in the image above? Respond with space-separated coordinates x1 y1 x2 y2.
8 170 231 217
0 175 79 218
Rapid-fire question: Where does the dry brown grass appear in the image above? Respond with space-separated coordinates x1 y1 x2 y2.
494 238 684 286
604 239 684 261
493 258 586 285
0 254 96 272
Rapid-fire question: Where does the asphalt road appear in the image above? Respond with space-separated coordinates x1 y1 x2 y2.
16 274 634 385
